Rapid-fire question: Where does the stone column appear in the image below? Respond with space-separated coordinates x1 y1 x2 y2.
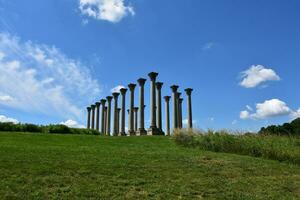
148 72 161 135
117 108 121 135
128 84 136 136
100 99 106 134
177 93 182 129
95 102 101 131
137 78 147 135
127 109 130 133
134 107 138 132
87 107 91 129
164 96 171 136
185 88 193 129
156 82 163 132
112 92 120 136
178 98 183 129
170 85 179 130
120 88 128 136
106 96 113 136
104 106 107 134
91 105 96 130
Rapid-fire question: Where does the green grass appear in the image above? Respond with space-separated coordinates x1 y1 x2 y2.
174 130 300 164
0 132 299 200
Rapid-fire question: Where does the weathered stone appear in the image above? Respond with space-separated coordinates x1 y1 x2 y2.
119 88 128 136
87 107 91 129
185 88 193 129
136 78 147 136
106 96 113 136
112 92 120 136
128 84 136 136
164 96 171 136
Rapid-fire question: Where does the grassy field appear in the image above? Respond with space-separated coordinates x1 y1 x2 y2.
0 132 299 199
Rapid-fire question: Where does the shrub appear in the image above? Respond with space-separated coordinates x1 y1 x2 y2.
174 129 300 164
47 124 71 134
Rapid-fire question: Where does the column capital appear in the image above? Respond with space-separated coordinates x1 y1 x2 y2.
177 92 182 98
137 78 147 86
128 83 136 91
106 96 113 102
91 104 96 110
112 92 120 99
87 107 91 112
185 88 193 95
100 99 106 105
179 98 183 103
127 109 129 113
117 108 121 112
134 107 139 112
148 72 158 81
170 85 179 92
95 102 101 107
164 96 171 102
155 82 163 90
120 88 128 95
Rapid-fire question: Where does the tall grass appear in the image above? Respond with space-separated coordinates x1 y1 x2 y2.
174 129 300 164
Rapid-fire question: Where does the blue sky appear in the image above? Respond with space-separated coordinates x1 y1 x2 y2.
0 0 299 131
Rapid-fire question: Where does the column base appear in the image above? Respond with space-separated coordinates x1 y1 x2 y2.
147 126 164 135
136 128 147 136
128 130 136 136
119 132 127 136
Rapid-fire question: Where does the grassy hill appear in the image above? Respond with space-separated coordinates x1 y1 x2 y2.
0 132 299 199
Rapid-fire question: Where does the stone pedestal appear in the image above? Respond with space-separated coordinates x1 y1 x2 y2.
100 99 106 134
120 88 128 136
164 96 171 136
185 88 193 129
87 107 91 129
128 84 136 136
112 92 120 136
106 96 113 136
136 78 147 135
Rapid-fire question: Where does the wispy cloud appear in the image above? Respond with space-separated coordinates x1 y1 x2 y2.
79 0 135 23
202 42 215 51
110 85 125 93
0 32 101 123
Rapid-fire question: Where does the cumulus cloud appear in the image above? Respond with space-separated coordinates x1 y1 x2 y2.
291 109 300 120
110 85 125 93
60 119 85 128
0 115 18 124
240 65 280 88
240 99 291 120
0 32 101 122
79 0 135 23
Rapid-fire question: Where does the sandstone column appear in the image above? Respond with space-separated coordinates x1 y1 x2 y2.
106 96 113 136
91 104 96 130
128 83 136 136
134 107 138 132
178 98 183 129
185 88 193 129
177 93 182 129
87 107 91 129
148 72 161 135
112 92 120 136
127 109 130 133
100 99 106 134
164 96 171 136
120 88 128 136
156 82 163 132
117 108 121 135
95 102 101 131
104 106 107 134
170 85 179 130
137 78 147 135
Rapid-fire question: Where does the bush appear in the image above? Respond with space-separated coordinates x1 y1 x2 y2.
174 129 300 164
0 122 101 136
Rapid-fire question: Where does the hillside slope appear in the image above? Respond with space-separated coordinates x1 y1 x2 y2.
0 132 299 200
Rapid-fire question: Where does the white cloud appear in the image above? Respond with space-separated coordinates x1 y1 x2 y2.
79 0 135 23
60 119 85 128
182 119 197 126
0 115 18 124
240 99 291 120
240 65 280 88
0 32 101 122
246 105 253 111
0 94 14 102
202 42 215 50
291 108 300 120
110 85 125 93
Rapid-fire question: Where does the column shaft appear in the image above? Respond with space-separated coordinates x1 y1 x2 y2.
185 88 193 129
137 78 147 135
128 84 136 135
156 82 163 132
164 96 171 136
91 105 96 130
171 85 179 131
87 107 91 129
106 96 113 136
112 93 120 136
120 88 128 136
95 103 100 131
100 99 106 134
